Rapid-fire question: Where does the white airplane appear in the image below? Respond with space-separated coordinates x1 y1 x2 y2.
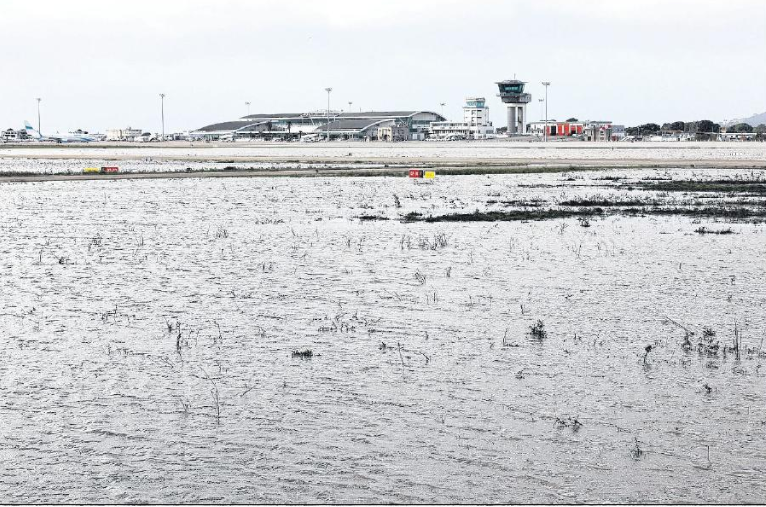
24 121 96 143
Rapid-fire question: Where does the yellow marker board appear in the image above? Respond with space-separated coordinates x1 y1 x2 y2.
83 167 101 174
424 171 436 179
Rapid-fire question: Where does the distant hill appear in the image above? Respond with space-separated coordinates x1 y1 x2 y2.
725 111 766 127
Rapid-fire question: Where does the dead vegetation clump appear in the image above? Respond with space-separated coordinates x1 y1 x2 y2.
694 226 735 235
554 416 583 432
675 320 760 362
630 437 643 460
291 349 314 359
316 312 359 333
418 232 448 250
529 320 547 340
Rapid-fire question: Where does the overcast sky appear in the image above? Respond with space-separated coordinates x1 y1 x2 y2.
1 0 764 133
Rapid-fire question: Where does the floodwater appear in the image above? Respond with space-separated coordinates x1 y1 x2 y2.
2 141 766 175
1 169 765 503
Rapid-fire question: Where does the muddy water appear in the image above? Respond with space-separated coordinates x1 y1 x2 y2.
1 170 765 503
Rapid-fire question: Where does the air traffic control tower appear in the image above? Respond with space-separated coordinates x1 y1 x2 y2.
496 80 531 134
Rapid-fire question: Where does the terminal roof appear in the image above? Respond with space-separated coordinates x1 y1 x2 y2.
195 120 260 132
323 118 391 131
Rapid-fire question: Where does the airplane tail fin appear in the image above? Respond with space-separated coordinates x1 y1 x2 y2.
24 121 42 139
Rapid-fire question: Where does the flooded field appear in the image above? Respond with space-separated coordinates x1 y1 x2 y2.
1 168 766 503
2 142 766 175
0 156 388 176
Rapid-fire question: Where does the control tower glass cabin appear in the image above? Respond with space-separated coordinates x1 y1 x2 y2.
496 80 531 134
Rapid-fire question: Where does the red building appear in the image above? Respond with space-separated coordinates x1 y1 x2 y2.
527 120 586 137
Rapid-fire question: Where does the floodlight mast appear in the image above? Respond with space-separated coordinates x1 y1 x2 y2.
542 82 551 142
160 93 166 141
36 98 42 134
325 88 332 141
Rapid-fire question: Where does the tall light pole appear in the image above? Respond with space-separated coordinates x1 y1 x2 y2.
325 87 332 141
35 98 42 134
245 101 251 116
348 101 352 112
542 82 550 142
440 102 446 119
159 93 166 141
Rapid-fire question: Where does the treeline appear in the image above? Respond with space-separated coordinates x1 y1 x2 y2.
627 120 766 137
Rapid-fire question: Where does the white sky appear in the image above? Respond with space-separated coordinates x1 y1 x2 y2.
1 0 764 133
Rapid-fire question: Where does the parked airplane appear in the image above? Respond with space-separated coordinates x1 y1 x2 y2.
24 121 96 143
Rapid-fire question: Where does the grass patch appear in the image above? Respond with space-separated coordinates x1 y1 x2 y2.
419 209 603 222
408 205 766 223
694 226 735 235
488 199 544 207
643 206 764 219
629 180 766 195
560 198 659 207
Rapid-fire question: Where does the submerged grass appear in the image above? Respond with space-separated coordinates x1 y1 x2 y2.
409 205 766 223
559 198 661 207
420 209 604 223
628 180 766 195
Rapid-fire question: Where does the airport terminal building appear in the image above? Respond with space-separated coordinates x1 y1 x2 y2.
191 110 446 141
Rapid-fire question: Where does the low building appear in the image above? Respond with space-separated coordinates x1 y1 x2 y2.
582 122 613 142
377 122 410 142
429 122 472 140
527 120 585 137
2 128 30 142
527 120 621 141
719 132 757 141
106 127 142 141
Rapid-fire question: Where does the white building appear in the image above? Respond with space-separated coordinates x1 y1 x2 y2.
106 127 143 141
430 97 494 139
2 128 30 142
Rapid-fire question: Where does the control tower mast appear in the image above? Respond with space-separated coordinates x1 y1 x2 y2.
496 79 531 134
